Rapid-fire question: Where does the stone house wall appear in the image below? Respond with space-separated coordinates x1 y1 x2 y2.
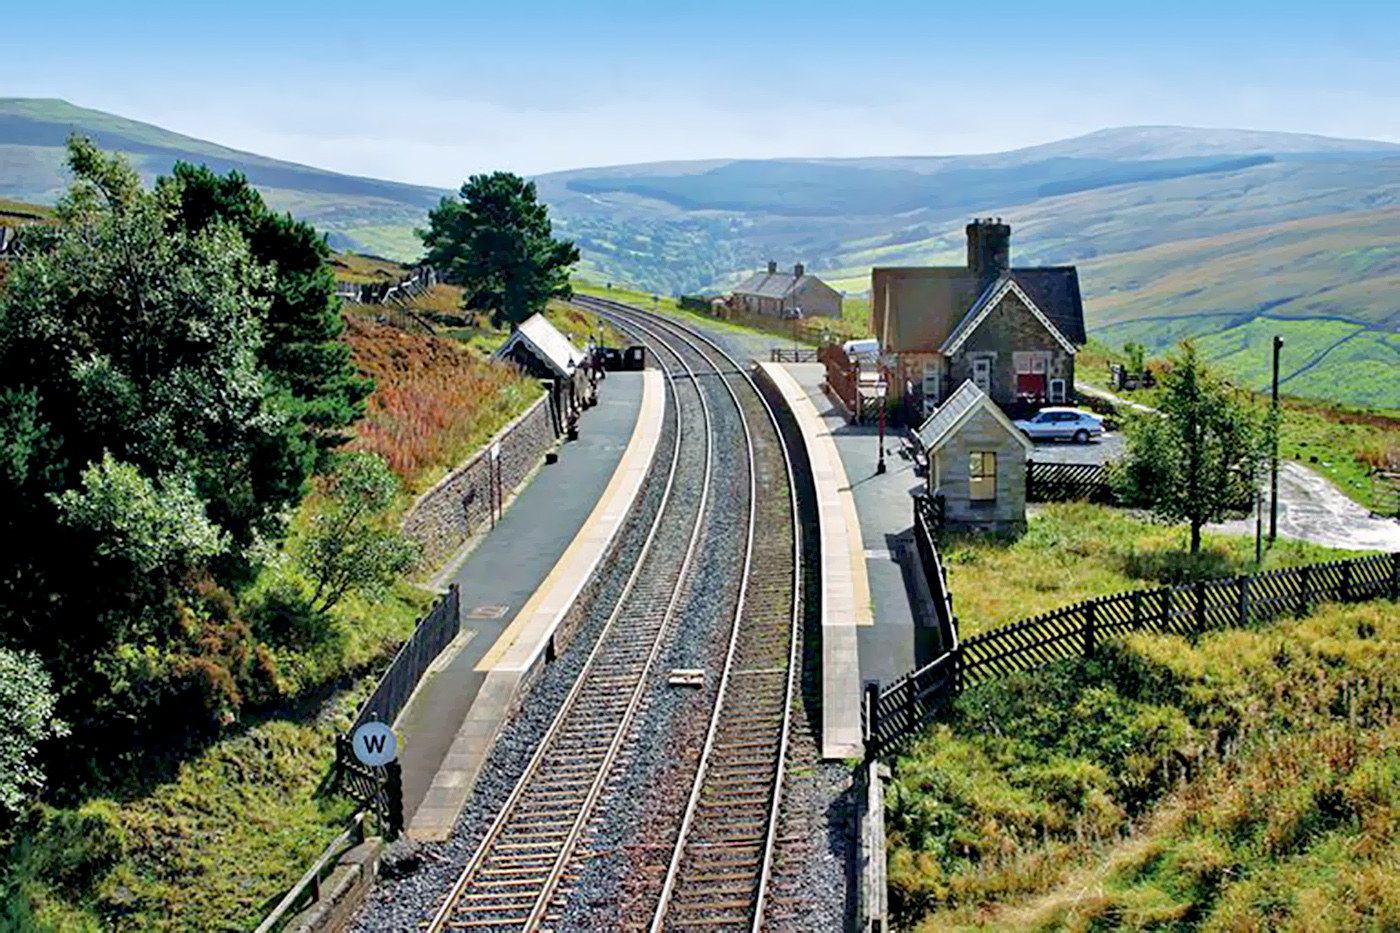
401 394 558 570
929 407 1027 534
948 293 1074 407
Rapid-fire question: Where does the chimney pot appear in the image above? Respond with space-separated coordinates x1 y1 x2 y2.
794 263 805 278
767 260 778 274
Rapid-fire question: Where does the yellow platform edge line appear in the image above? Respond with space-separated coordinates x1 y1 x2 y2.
475 370 666 671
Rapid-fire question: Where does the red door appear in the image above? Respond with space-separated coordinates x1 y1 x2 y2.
1017 373 1047 399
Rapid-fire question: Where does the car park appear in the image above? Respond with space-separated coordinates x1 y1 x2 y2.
1012 408 1105 443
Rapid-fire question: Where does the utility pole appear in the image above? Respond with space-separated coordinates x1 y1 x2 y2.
1269 336 1282 542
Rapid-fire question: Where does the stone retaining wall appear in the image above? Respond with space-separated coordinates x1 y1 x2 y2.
402 393 557 570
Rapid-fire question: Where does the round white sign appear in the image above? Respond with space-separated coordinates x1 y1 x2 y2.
351 722 398 767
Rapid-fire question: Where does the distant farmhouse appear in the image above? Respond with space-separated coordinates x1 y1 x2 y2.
731 261 842 319
872 219 1086 416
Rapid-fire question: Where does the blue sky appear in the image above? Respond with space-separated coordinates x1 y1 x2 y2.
6 0 1399 186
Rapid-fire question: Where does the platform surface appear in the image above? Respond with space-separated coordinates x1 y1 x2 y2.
757 362 872 760
772 363 947 704
392 369 665 840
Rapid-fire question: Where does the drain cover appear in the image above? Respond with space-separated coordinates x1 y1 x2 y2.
466 605 509 620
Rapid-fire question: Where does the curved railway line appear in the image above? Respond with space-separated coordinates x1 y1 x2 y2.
577 296 801 932
422 294 800 924
426 310 718 931
424 295 802 931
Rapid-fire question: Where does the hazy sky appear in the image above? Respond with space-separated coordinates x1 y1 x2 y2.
7 0 1399 187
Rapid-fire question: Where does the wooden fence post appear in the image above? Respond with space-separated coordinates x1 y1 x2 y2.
1299 564 1312 617
1342 561 1353 602
1392 553 1400 601
1083 600 1097 658
1131 589 1143 630
1194 580 1207 634
1236 575 1250 627
1161 587 1172 633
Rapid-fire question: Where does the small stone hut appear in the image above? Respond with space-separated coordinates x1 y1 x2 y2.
915 379 1031 534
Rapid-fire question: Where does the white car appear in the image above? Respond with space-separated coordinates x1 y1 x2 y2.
1013 408 1105 443
843 338 879 364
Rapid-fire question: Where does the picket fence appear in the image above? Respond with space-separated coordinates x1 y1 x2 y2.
864 551 1400 756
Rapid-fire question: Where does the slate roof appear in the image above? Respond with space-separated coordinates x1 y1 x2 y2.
733 269 838 300
915 380 1033 454
876 265 1086 352
495 313 586 379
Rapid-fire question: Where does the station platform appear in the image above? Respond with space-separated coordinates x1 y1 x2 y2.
755 362 870 760
394 368 666 841
755 362 945 758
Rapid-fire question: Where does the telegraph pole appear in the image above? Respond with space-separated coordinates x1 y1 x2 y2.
1269 336 1282 542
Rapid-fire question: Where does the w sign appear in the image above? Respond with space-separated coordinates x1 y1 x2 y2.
352 722 398 767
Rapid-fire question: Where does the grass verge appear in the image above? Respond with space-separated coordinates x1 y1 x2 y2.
941 502 1364 637
888 598 1400 931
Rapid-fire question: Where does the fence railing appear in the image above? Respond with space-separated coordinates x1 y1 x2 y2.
346 583 460 734
865 551 1400 757
818 343 859 417
1026 461 1117 504
770 347 819 363
912 494 957 650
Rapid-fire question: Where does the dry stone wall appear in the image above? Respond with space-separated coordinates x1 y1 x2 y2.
402 394 557 570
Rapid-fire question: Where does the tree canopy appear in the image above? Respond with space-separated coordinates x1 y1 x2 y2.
0 138 362 772
1110 342 1261 553
418 172 580 328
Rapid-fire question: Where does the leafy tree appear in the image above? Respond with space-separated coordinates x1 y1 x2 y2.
0 138 289 741
0 649 67 817
294 452 419 613
418 172 580 327
1110 341 1261 553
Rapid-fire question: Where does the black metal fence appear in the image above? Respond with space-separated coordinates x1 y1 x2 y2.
770 347 820 363
866 551 1400 757
348 583 460 734
912 494 957 651
1026 461 1117 504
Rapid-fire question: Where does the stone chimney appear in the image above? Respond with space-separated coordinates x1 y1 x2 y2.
767 260 778 274
793 263 805 278
966 217 1011 280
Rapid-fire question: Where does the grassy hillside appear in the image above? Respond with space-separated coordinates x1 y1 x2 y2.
0 98 445 260
889 596 1400 931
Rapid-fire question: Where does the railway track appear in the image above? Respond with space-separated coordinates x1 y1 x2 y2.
425 319 722 931
425 295 799 931
575 296 801 932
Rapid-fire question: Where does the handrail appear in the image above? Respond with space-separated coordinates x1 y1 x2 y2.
253 811 367 933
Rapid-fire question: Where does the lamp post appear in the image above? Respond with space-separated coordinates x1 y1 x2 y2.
1269 336 1282 542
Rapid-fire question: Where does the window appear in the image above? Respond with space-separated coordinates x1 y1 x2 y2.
969 451 996 501
1049 378 1066 402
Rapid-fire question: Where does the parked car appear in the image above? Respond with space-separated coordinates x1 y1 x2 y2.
843 338 879 364
1013 408 1105 443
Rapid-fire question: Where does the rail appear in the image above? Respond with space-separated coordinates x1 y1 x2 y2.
867 550 1400 756
576 294 800 931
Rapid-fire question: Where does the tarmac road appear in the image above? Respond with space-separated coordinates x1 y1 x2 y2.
1209 461 1400 552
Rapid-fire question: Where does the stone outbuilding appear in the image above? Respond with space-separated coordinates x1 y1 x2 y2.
872 219 1086 419
915 379 1031 534
731 261 842 319
495 313 591 437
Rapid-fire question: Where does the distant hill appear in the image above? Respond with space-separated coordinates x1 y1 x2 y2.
4 103 1399 406
0 98 450 259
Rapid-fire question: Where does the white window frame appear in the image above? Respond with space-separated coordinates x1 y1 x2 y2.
971 355 993 394
1049 378 1066 402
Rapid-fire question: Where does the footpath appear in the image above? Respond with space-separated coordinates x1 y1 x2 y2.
389 370 663 839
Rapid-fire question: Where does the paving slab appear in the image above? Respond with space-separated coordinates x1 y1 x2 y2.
390 370 664 840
